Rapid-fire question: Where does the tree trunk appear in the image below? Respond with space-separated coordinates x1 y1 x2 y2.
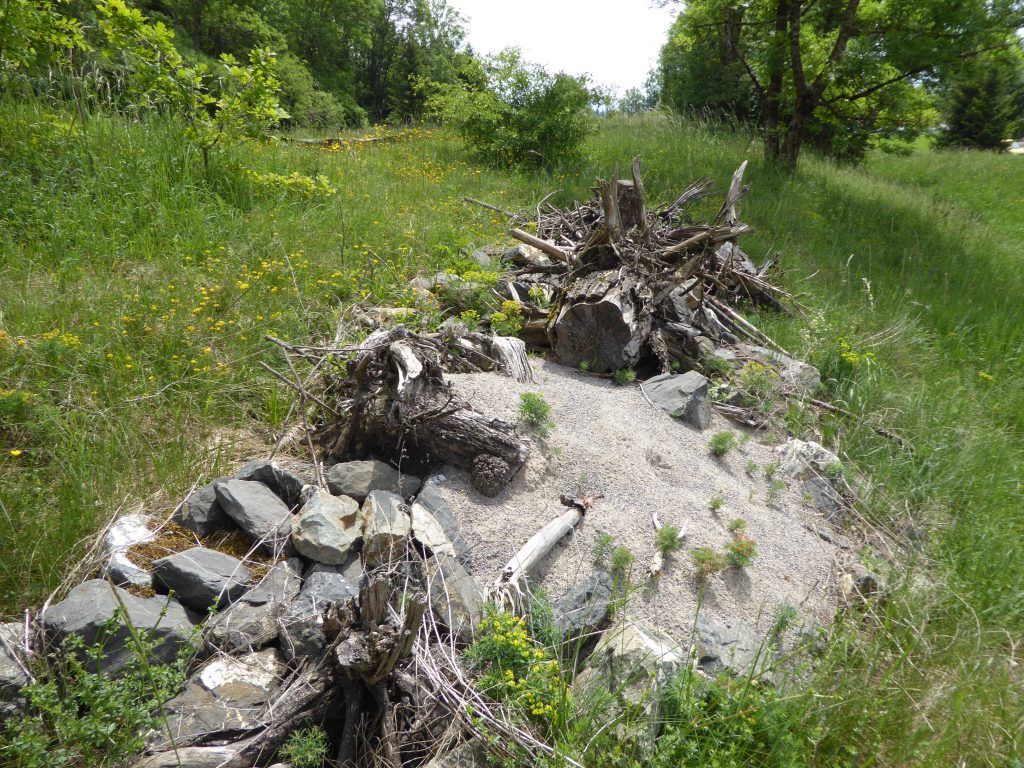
762 0 791 163
548 269 653 372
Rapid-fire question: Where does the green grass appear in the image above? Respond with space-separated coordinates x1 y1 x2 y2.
2 104 1023 764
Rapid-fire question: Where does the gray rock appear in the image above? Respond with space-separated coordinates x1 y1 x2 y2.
150 648 285 750
204 559 302 652
101 550 152 589
576 619 684 727
234 459 307 508
774 439 845 516
423 739 489 768
467 248 492 267
642 371 711 430
424 554 483 645
153 547 251 613
694 615 768 678
0 622 28 720
410 498 458 559
214 479 293 555
552 570 613 642
502 243 553 268
278 557 360 660
663 283 698 323
326 460 421 503
176 481 233 536
841 564 885 601
291 490 361 565
41 580 194 675
413 480 470 563
743 344 820 393
103 513 156 552
362 490 412 563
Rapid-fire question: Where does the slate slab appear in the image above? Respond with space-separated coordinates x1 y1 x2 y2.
326 460 421 503
642 371 712 430
214 479 293 555
152 546 251 613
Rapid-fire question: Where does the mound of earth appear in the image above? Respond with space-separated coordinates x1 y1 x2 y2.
434 360 841 642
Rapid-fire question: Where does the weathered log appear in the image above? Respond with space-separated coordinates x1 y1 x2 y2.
508 228 571 263
548 269 653 372
318 328 530 485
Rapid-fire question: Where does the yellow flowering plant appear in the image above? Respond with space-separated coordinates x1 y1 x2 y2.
464 606 570 733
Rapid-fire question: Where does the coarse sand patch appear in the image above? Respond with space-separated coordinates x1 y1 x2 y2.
435 359 842 643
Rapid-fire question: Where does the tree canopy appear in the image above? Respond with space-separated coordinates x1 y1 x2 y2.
659 0 1024 168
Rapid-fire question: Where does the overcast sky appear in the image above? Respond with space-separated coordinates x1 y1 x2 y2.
447 0 679 96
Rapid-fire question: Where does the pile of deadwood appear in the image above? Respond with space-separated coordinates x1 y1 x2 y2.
267 159 795 495
248 160 802 767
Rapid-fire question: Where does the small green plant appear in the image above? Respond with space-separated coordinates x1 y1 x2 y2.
709 495 726 512
726 531 759 568
278 726 329 768
736 360 778 412
709 431 737 457
578 360 591 372
518 391 554 437
763 461 779 480
459 309 481 331
611 546 636 580
727 517 747 533
593 530 616 564
527 285 549 307
767 479 787 506
464 606 570 733
490 300 523 336
823 462 845 482
745 460 759 476
691 546 728 577
612 368 636 386
702 354 734 378
656 524 682 554
0 614 197 768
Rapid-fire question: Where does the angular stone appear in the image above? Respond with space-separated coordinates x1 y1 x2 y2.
150 648 286 750
153 547 251 614
278 557 360 661
0 622 28 720
424 554 483 645
841 563 885 601
204 559 303 652
413 480 470 563
101 550 152 589
41 580 194 675
576 619 684 727
291 490 361 565
775 439 841 480
642 371 711 430
423 739 489 768
552 570 613 642
103 513 156 552
694 615 768 678
233 459 307 508
361 490 412 563
176 481 233 536
214 479 293 555
326 460 421 503
410 499 458 559
743 343 820 393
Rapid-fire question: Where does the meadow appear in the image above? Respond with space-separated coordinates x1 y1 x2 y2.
1 104 1021 764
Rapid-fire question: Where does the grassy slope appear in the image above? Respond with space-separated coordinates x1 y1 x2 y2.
1 106 1021 763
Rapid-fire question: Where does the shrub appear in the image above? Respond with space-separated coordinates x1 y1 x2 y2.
611 546 636 579
656 524 682 555
709 431 737 457
592 530 616 564
277 726 328 768
612 368 636 386
518 392 554 436
691 546 727 577
426 48 593 169
490 300 523 337
464 606 570 733
726 532 758 568
0 617 196 768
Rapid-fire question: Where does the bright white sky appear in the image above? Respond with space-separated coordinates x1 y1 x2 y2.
447 0 680 96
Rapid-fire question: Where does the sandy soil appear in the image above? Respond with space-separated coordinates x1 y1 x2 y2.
434 359 842 643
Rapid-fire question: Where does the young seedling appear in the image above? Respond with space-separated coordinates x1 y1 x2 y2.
709 495 726 512
745 460 759 477
726 531 758 568
709 431 737 457
612 368 636 386
727 518 747 533
611 546 635 580
649 510 687 578
592 530 616 565
519 392 555 437
691 547 727 578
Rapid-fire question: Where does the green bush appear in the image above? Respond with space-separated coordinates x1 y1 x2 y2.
426 48 593 169
0 618 196 768
518 391 554 437
277 726 329 768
